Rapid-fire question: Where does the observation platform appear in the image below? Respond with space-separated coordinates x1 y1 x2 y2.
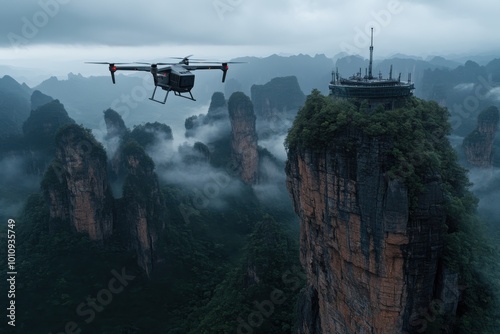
330 28 414 109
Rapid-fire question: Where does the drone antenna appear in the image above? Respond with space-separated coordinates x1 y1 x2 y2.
368 27 374 79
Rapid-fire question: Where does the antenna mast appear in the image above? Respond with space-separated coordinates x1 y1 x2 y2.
368 27 374 79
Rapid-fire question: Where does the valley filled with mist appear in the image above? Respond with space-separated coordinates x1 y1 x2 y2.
1 52 500 333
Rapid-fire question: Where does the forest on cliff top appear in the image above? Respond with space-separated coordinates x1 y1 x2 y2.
286 92 500 333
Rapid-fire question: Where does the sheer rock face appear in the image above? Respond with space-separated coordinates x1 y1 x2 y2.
104 108 127 139
286 137 446 333
103 109 127 179
228 92 259 184
185 92 230 138
119 142 164 277
44 125 113 241
207 91 228 122
463 106 499 167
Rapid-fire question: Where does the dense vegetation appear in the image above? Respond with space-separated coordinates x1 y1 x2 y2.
286 91 500 333
0 114 301 334
286 90 451 204
228 91 255 120
0 185 300 334
22 100 75 151
129 122 174 148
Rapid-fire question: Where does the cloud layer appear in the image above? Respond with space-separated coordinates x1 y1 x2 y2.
1 0 500 59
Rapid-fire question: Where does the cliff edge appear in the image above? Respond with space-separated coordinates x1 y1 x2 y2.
42 124 113 241
285 92 472 333
228 92 259 184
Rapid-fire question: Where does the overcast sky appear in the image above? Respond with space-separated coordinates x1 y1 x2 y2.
0 0 499 80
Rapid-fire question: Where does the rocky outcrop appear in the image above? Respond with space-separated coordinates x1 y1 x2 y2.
463 106 499 167
207 91 228 122
104 108 127 139
41 118 166 276
107 119 174 180
228 92 259 184
251 76 305 139
30 90 54 110
42 124 113 241
179 142 211 165
21 98 74 176
251 76 305 119
119 140 165 277
185 92 229 138
23 99 75 150
103 108 127 180
286 137 447 333
130 121 173 147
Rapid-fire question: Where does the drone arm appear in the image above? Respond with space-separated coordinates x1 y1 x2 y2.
183 63 229 82
183 65 224 71
113 65 151 72
106 65 151 84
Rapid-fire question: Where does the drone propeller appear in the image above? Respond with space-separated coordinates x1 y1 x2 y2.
186 60 246 64
134 62 176 66
85 62 130 65
85 62 131 84
168 55 218 65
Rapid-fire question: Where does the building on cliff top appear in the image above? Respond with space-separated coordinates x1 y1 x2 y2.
329 28 414 109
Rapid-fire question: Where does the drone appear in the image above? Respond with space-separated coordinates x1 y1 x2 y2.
86 55 243 104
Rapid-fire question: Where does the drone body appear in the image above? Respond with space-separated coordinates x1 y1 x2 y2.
87 56 240 104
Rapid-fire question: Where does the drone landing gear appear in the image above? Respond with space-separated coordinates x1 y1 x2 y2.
173 91 196 101
149 86 196 104
149 86 169 104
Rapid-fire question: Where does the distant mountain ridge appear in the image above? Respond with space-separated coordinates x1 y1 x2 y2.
0 75 32 137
